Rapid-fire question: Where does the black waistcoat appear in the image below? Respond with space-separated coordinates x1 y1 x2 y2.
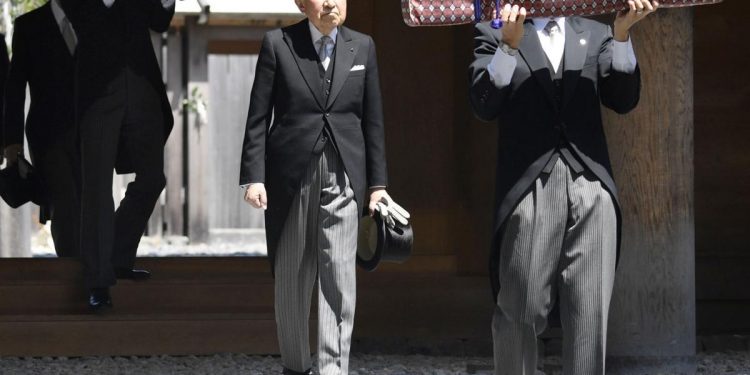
542 51 585 174
313 47 337 155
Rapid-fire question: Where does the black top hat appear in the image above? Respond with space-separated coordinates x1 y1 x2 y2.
0 156 46 208
357 213 413 272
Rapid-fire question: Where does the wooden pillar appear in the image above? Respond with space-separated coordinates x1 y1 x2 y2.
164 27 186 237
605 9 695 373
185 17 210 243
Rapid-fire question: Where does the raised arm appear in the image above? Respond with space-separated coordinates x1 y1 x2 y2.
599 0 658 114
468 5 526 122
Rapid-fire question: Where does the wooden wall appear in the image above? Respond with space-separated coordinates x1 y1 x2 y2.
1 0 746 359
350 0 750 336
694 1 750 334
347 1 494 276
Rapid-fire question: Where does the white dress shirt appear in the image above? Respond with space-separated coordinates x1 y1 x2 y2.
103 0 176 8
487 18 638 88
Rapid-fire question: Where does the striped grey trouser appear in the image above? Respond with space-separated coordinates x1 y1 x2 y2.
274 143 359 375
493 158 617 375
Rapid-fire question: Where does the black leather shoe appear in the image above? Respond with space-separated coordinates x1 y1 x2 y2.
88 287 112 312
115 268 151 281
282 368 312 375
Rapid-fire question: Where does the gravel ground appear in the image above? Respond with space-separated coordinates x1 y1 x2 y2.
0 351 748 375
32 226 268 258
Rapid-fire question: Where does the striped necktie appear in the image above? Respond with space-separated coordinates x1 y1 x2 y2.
318 35 333 71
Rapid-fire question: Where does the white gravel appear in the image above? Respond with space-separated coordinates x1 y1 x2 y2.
32 226 268 258
0 351 748 375
0 354 489 375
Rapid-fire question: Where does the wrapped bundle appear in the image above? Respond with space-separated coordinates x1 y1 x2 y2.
402 0 722 27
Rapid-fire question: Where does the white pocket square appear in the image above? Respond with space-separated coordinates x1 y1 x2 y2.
350 65 365 72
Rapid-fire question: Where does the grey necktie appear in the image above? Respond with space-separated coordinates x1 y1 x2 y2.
318 35 333 71
61 17 77 56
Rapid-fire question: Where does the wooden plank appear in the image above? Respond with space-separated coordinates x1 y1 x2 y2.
164 30 186 236
694 1 750 258
697 301 750 335
207 53 265 231
0 256 456 285
186 19 211 243
207 40 261 55
0 257 491 357
0 319 279 357
696 255 750 301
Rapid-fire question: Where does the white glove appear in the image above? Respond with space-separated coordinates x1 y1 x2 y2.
374 197 410 229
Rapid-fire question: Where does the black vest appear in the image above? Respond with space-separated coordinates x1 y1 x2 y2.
541 51 585 174
312 45 336 155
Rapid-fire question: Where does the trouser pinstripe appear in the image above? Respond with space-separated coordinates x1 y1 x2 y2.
493 158 617 375
274 142 359 375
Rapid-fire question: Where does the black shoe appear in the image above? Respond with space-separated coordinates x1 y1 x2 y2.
88 287 112 312
282 368 312 375
115 268 151 281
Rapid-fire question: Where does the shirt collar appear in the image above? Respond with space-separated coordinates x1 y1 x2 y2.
532 16 566 33
308 21 338 47
50 0 68 27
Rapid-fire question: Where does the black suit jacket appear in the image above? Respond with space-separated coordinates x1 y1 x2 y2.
3 3 75 161
59 0 174 173
469 18 641 296
240 20 388 270
0 34 10 148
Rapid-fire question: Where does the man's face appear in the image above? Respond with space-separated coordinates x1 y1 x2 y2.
296 0 347 32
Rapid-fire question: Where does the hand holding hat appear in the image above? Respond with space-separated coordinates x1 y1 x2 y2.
357 195 413 272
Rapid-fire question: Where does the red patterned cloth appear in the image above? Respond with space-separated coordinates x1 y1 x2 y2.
402 0 722 26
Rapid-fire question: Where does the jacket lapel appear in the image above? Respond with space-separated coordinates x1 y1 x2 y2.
326 27 356 109
561 18 591 110
518 21 557 112
41 3 72 61
283 20 325 110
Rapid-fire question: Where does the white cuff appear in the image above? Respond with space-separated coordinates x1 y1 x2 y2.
612 38 637 74
487 46 517 89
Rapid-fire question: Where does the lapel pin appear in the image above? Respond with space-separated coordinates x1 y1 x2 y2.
580 39 587 46
350 47 354 53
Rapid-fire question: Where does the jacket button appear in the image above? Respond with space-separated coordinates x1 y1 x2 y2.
325 113 330 118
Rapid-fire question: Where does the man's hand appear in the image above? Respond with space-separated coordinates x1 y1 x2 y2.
614 0 659 42
499 4 527 49
368 188 390 217
244 183 267 210
3 144 23 166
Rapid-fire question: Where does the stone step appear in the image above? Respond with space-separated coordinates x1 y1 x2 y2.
0 257 494 356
